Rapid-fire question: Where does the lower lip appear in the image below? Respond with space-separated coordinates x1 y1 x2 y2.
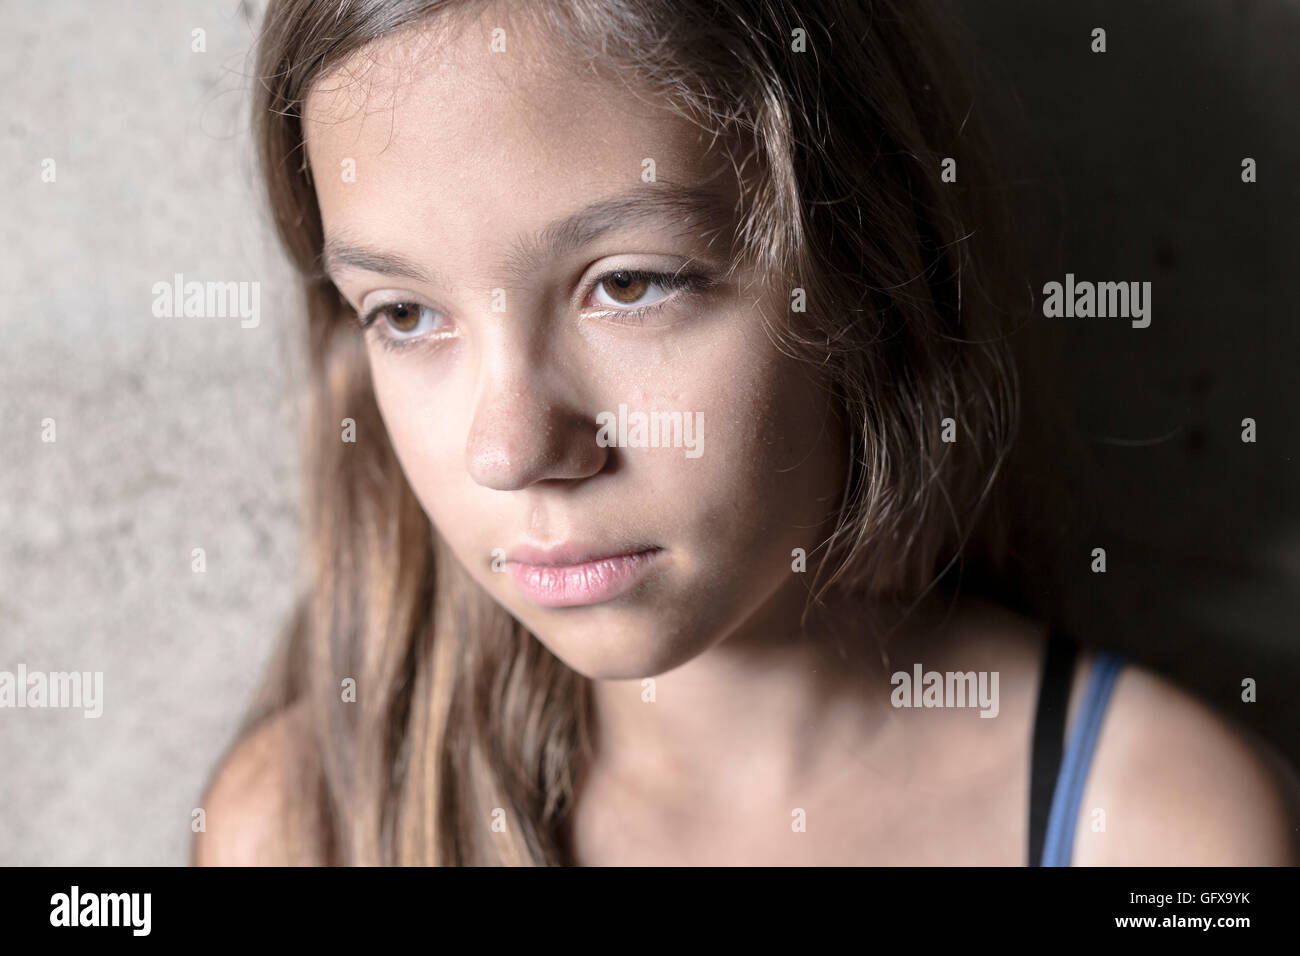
507 548 662 608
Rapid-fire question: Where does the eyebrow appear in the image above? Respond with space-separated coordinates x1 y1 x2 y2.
320 181 735 289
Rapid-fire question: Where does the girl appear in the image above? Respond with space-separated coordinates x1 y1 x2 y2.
193 0 1297 865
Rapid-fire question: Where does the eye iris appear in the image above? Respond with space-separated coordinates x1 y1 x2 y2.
604 272 649 304
387 303 420 332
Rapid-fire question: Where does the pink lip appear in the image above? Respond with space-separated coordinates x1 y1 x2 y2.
506 544 662 608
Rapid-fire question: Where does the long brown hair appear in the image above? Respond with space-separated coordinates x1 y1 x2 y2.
199 0 1083 865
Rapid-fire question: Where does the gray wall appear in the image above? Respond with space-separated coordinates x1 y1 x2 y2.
0 0 1295 864
0 0 300 865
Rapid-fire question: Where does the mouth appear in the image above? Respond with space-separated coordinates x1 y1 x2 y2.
504 544 663 608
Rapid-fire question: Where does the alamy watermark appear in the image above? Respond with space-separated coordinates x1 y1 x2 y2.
0 664 103 718
891 664 999 717
1042 273 1151 328
50 886 150 936
595 403 704 458
151 273 260 328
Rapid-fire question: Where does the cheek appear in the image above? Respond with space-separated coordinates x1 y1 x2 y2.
645 330 844 567
366 354 471 524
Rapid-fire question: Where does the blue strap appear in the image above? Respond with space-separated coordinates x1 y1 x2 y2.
1039 651 1125 866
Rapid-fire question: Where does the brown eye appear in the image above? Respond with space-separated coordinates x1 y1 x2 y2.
384 302 420 332
601 272 650 304
586 268 710 318
358 301 451 344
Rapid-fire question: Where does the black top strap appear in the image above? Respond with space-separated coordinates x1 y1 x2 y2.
1028 626 1078 866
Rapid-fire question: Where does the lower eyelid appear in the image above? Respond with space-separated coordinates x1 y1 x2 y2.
370 329 456 354
586 294 693 327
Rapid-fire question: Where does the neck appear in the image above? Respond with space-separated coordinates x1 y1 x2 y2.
584 581 964 804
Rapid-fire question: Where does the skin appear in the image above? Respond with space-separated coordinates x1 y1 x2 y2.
220 2 1300 866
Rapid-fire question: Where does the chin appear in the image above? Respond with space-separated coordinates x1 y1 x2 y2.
523 608 720 681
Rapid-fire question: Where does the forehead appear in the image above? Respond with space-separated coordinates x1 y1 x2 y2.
302 7 739 249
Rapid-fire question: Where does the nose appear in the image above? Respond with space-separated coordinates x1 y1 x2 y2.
464 332 608 491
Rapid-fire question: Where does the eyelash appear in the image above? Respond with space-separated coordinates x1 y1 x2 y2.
355 268 714 352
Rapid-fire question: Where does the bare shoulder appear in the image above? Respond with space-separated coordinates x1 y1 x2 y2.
1072 658 1300 865
192 699 317 866
930 598 1298 865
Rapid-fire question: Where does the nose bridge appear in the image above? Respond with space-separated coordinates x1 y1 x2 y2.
464 310 604 490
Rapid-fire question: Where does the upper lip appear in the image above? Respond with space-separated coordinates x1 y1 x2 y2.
505 542 661 567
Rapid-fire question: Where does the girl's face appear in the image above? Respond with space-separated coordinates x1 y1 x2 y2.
305 10 847 679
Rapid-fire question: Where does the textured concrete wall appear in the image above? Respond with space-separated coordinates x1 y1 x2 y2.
0 0 301 865
1 0 1295 865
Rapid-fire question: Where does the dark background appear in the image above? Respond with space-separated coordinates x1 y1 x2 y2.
950 0 1299 766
